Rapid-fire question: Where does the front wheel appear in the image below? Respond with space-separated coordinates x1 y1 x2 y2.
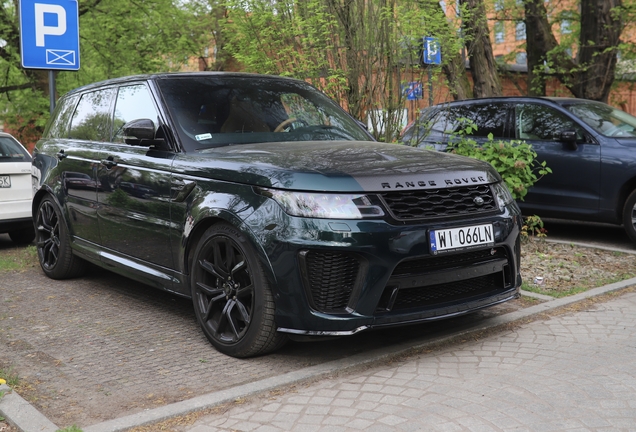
35 196 86 279
190 223 287 358
623 190 636 243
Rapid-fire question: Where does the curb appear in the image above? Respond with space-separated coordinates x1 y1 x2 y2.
2 262 636 431
0 384 58 432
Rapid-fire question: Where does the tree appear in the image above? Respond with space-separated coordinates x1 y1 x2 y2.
524 0 626 102
0 0 201 144
460 0 503 97
222 0 465 142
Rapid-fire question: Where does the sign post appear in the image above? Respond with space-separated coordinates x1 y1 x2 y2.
19 0 80 113
423 36 441 107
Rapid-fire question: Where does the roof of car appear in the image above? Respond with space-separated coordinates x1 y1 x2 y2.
428 96 602 107
419 96 611 116
63 72 304 97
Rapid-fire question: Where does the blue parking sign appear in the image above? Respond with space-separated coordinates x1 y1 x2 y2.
423 36 441 65
19 0 80 70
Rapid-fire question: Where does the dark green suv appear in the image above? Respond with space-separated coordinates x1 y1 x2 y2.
32 73 522 357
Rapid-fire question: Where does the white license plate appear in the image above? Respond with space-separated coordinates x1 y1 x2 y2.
0 176 10 188
430 223 494 254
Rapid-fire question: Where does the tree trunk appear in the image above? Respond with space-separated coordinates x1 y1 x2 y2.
460 0 502 98
574 0 622 102
524 0 623 102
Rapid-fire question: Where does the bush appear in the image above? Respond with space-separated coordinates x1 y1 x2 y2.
448 131 551 201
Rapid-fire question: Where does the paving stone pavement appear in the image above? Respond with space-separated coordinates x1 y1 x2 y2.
183 292 636 432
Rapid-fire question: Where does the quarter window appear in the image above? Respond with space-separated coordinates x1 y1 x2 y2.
45 94 78 139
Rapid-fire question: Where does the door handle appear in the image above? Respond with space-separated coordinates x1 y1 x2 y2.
56 150 67 160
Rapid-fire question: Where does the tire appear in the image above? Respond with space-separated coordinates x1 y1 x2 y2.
9 227 35 245
35 196 86 279
190 223 287 358
623 189 636 244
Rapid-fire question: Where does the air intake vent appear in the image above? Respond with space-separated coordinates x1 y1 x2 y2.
301 251 361 312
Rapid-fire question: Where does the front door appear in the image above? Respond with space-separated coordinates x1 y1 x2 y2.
514 103 601 216
96 84 175 269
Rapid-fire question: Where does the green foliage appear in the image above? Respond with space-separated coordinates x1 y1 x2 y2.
222 0 464 142
521 215 547 240
56 427 83 432
448 127 552 201
0 0 203 144
0 366 19 388
0 245 38 273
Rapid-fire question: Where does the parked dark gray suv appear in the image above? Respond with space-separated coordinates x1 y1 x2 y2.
401 97 636 243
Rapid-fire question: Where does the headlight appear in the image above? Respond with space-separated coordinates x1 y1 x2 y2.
258 188 385 219
492 182 514 208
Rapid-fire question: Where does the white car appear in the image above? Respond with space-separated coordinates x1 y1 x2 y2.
0 132 34 244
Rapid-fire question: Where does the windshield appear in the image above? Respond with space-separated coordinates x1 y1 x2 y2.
565 101 636 138
0 136 31 162
157 76 371 151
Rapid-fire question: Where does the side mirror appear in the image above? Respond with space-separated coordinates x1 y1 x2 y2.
123 119 156 142
559 129 578 150
122 119 169 149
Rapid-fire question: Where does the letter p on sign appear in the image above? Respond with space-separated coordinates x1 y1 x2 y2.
35 3 66 46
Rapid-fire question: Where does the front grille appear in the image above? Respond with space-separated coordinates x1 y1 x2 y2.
376 248 512 313
302 251 361 312
389 273 503 311
380 184 497 221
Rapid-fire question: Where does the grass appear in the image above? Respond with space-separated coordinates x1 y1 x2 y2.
0 244 38 272
0 366 19 388
521 273 636 298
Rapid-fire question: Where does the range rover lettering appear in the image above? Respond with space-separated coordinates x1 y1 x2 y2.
33 73 522 357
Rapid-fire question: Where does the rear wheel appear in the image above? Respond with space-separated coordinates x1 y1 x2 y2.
35 196 86 279
190 223 286 358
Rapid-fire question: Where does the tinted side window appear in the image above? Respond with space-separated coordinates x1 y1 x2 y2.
69 89 116 141
514 104 585 141
421 103 508 140
44 94 79 139
113 84 160 143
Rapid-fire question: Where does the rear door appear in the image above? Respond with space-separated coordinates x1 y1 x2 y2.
63 88 116 244
513 103 601 216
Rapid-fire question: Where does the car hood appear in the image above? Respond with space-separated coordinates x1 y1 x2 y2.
175 141 500 192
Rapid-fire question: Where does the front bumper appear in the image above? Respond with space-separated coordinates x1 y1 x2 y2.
246 201 522 336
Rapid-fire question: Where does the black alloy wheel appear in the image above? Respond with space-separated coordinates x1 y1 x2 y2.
623 190 636 244
35 196 85 279
191 223 286 358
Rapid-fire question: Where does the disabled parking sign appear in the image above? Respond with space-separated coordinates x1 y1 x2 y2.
19 0 80 70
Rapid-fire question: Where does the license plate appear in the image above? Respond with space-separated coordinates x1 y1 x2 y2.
430 223 494 254
0 176 10 188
